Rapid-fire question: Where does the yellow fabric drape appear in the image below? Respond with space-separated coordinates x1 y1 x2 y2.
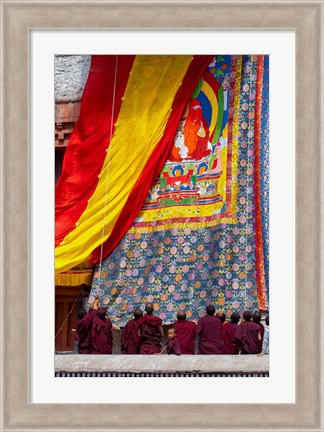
55 55 193 274
55 271 93 287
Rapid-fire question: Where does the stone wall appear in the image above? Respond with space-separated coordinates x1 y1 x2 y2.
54 55 91 150
55 354 270 377
55 55 90 102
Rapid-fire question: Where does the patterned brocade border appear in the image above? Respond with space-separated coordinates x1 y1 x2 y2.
254 56 268 311
260 56 270 294
129 216 237 233
230 56 242 217
226 55 236 216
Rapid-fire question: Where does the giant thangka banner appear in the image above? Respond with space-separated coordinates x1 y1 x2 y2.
55 55 269 326
88 55 269 325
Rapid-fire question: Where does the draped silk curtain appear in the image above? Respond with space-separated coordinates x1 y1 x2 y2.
55 55 214 274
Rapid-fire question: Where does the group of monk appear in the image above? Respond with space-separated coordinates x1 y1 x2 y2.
74 298 269 356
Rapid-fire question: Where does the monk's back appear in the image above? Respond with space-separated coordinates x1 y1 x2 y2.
223 322 240 354
239 321 260 354
121 319 140 354
196 315 224 354
76 313 93 354
173 320 196 354
138 314 162 354
91 317 113 354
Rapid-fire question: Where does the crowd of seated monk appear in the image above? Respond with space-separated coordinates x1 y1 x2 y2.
73 298 269 356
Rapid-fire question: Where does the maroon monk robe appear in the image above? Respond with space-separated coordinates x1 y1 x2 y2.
235 321 260 354
138 315 162 354
222 322 240 354
196 315 224 354
91 316 113 354
120 318 140 354
256 322 265 354
173 320 196 354
88 307 98 317
75 312 93 354
166 337 181 355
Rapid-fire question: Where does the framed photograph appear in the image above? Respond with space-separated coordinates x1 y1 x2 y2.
1 1 323 431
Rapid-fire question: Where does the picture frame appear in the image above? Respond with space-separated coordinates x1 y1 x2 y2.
1 1 323 431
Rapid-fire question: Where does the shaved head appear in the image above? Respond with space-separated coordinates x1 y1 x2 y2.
206 304 216 316
177 311 186 321
252 310 262 323
243 310 252 321
145 303 154 315
134 308 143 320
216 311 226 323
78 308 87 320
231 312 240 324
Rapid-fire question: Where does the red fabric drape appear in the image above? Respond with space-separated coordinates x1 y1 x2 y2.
55 55 135 246
90 55 214 265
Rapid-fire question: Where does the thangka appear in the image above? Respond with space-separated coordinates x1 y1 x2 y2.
89 55 269 325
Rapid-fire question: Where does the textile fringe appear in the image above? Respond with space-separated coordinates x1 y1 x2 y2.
55 270 93 287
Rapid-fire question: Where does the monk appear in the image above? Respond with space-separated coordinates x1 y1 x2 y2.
158 328 181 355
138 303 163 354
196 305 224 354
216 311 226 324
173 311 197 354
252 310 265 354
236 310 261 354
120 308 143 354
74 308 93 354
222 312 240 354
73 295 100 354
91 307 113 354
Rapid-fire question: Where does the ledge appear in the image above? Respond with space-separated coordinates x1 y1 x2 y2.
55 354 269 375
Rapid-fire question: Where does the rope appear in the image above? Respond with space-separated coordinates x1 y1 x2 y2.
97 55 119 292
